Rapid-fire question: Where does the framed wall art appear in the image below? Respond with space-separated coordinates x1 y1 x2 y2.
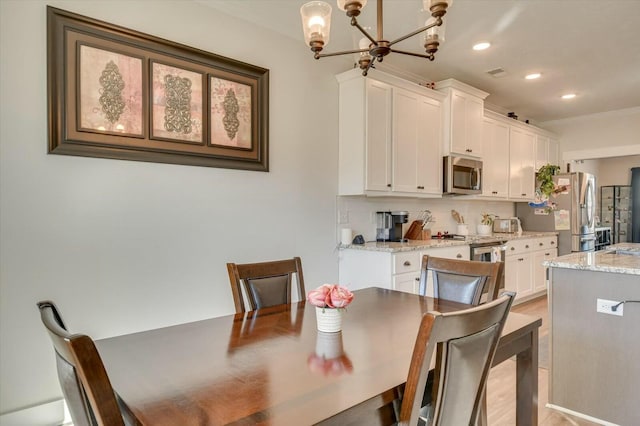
47 6 269 171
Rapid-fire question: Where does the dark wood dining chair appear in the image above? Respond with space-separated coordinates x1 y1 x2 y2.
397 292 515 426
418 255 504 305
226 256 306 313
37 301 126 426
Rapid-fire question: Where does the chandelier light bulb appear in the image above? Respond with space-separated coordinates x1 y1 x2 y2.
300 2 332 51
525 73 541 80
561 93 576 100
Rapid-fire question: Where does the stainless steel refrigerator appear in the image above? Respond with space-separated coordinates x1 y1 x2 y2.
516 172 596 255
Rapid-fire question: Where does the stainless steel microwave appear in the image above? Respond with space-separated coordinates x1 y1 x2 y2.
443 156 482 195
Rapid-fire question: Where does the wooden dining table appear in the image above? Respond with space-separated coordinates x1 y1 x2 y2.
95 287 541 425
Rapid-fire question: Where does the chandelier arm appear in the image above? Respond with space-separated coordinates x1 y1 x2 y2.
362 55 379 76
388 17 442 46
351 18 378 46
389 48 435 60
315 48 369 59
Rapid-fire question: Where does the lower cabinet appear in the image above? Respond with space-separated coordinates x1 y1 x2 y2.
340 236 556 303
505 235 557 302
339 245 469 294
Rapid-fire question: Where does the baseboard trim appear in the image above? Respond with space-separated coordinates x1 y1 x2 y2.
0 399 66 426
545 403 619 426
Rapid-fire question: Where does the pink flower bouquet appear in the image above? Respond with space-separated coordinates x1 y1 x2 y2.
307 284 354 310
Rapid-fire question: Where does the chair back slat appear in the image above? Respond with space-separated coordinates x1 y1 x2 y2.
227 257 305 313
419 256 504 305
37 301 124 426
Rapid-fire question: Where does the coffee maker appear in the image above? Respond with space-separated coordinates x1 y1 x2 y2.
376 211 409 242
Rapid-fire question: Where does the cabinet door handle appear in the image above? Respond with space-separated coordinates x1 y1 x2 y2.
403 261 411 266
525 245 529 249
387 184 392 187
518 258 524 261
492 191 498 195
417 186 424 190
456 254 462 259
466 148 472 153
545 252 551 256
415 277 420 282
551 241 555 245
510 247 515 251
539 242 544 246
521 193 527 196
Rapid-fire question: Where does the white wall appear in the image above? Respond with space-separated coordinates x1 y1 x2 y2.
542 106 640 162
0 0 348 421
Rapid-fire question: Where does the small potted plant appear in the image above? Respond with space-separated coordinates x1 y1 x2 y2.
477 213 494 235
537 164 561 200
307 284 354 333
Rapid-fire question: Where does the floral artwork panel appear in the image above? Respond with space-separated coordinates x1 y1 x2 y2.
79 45 143 135
210 77 252 149
152 62 203 143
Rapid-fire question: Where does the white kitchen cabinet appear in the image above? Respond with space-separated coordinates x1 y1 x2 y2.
365 79 393 192
535 133 550 171
548 138 559 168
392 87 443 194
509 125 536 200
504 235 557 302
336 69 445 197
481 116 510 198
533 249 556 293
338 244 469 295
535 132 560 171
436 79 488 158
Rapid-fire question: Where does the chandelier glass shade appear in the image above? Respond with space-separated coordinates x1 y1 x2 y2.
300 0 452 75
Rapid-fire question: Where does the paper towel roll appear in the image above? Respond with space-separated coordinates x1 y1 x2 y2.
340 228 353 245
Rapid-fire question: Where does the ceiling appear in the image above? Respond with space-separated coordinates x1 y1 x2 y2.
199 0 640 124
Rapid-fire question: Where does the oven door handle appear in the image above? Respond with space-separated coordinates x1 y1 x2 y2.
472 245 507 256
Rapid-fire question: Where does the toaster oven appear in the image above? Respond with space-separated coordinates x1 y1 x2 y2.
493 218 521 233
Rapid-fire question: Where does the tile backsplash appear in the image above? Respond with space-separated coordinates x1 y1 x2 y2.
337 196 515 243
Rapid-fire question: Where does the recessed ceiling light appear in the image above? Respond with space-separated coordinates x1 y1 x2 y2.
525 73 541 80
561 93 576 100
473 42 491 51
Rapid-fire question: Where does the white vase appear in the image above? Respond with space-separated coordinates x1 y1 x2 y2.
477 224 492 235
315 306 343 333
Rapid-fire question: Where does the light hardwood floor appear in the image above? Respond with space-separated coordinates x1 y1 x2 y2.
486 296 599 426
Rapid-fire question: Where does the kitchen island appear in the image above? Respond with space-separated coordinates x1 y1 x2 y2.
543 243 640 425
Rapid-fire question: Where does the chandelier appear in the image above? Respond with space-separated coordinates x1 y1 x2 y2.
300 0 452 76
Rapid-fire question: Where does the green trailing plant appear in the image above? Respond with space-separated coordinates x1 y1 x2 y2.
537 164 561 199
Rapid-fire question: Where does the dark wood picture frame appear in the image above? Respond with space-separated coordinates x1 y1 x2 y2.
47 6 269 171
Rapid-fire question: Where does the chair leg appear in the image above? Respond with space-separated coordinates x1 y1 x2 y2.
476 391 488 426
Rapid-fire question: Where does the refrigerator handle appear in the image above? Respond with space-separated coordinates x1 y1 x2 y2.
584 176 595 228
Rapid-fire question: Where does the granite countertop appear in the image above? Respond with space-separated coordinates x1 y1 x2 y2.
340 231 558 253
543 243 640 276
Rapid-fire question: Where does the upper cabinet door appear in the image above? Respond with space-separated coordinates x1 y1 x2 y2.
392 88 443 195
416 95 443 195
436 80 488 159
535 133 550 171
482 117 510 198
365 80 393 192
509 126 536 200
